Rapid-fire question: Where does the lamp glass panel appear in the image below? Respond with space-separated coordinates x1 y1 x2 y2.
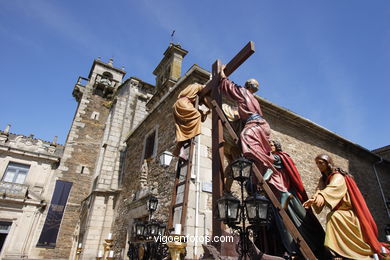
241 163 251 179
158 225 166 236
258 203 268 220
218 201 226 220
150 223 159 236
231 163 241 180
246 201 257 220
136 223 145 236
227 200 239 220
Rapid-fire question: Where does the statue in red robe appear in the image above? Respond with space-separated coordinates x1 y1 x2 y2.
219 68 277 181
269 140 329 259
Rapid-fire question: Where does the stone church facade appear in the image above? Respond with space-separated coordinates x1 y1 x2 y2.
0 43 389 259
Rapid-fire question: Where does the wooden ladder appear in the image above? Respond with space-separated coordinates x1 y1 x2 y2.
167 98 199 233
210 99 318 260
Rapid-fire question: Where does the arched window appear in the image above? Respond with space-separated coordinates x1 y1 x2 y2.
102 71 113 79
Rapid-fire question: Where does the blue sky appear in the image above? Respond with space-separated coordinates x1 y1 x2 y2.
0 1 389 150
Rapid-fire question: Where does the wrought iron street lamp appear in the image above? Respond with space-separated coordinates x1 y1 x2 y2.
129 196 168 260
217 157 270 259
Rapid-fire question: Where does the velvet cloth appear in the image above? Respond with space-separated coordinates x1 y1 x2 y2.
173 83 204 142
219 78 276 175
314 171 378 259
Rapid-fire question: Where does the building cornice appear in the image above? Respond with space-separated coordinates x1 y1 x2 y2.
0 145 61 163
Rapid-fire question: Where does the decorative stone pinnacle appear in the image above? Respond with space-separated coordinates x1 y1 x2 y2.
108 58 114 67
4 124 10 134
52 136 58 146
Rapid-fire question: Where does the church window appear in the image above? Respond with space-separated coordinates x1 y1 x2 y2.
91 111 100 120
102 71 113 79
142 127 158 161
2 162 30 184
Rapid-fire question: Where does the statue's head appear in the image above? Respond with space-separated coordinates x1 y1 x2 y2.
270 140 282 153
315 154 334 175
245 78 259 93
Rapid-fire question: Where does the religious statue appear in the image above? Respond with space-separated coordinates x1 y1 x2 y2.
172 83 208 157
219 66 278 188
140 159 148 189
268 140 329 259
303 154 388 259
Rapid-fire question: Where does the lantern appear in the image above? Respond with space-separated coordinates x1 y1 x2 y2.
245 192 270 225
217 192 240 224
231 157 252 183
147 196 158 213
159 151 173 168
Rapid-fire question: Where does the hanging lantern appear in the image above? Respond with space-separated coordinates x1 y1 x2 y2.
245 192 270 225
147 195 158 213
231 157 252 183
217 192 240 224
134 221 146 239
147 221 160 237
158 223 166 236
159 151 173 168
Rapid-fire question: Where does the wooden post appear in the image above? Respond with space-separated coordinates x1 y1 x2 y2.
211 60 224 250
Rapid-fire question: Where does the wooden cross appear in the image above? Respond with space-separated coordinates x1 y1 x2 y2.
199 42 317 260
198 41 255 250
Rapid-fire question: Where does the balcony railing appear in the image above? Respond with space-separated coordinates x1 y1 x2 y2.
0 181 28 199
76 76 89 87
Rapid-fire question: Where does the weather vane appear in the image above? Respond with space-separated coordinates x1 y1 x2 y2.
170 30 175 43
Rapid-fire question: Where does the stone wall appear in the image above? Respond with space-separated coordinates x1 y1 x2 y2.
112 72 390 259
111 66 210 255
39 78 112 259
261 97 390 239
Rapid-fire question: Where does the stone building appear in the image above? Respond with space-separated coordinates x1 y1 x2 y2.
1 43 389 259
109 45 390 259
0 125 63 259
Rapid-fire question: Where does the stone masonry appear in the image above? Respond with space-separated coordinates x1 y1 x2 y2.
39 59 126 259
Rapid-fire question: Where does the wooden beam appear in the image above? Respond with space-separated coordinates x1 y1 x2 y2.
199 41 255 99
211 60 225 250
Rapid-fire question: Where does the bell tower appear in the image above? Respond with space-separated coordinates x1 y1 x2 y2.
153 43 188 95
40 58 125 259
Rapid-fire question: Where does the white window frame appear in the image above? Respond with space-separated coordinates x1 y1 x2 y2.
2 162 30 184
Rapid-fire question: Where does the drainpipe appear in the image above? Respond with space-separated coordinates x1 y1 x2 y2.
372 156 390 219
194 135 201 258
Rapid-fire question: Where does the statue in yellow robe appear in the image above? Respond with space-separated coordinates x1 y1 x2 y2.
172 83 205 156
